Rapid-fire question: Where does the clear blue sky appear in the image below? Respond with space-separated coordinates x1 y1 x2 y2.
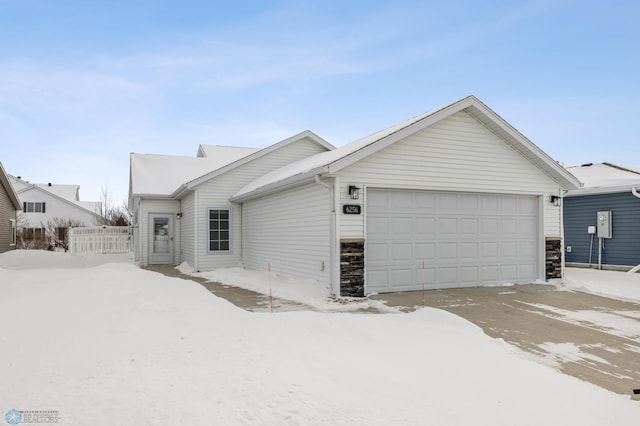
1 0 639 204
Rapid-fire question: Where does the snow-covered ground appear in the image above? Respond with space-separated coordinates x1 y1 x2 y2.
1 251 639 425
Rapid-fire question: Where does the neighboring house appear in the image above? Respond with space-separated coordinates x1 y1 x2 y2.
0 162 21 253
563 162 640 270
8 175 102 247
130 95 580 296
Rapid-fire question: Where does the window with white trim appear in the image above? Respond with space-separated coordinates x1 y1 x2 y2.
208 209 230 252
9 219 16 246
23 202 46 213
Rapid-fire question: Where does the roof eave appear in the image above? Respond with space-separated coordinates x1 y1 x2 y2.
566 184 640 197
231 166 329 202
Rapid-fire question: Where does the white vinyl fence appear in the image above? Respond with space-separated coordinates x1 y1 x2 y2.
69 226 130 254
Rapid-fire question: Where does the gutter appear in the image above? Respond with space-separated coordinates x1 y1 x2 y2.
231 166 329 203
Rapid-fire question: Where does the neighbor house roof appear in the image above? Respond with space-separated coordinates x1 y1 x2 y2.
565 163 640 196
9 175 101 217
0 162 21 210
232 95 582 201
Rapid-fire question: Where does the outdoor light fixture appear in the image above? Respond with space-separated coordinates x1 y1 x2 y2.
550 195 560 206
176 212 183 220
348 185 360 200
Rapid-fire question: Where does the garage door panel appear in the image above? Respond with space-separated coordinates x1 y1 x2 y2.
500 241 518 257
461 218 479 234
367 217 388 235
390 191 413 209
416 218 436 235
438 193 458 210
438 267 458 284
519 218 537 236
501 218 518 235
461 266 479 283
480 242 499 258
367 243 388 261
415 192 436 209
391 217 413 234
367 269 389 293
366 189 539 293
438 243 458 259
391 243 412 261
461 242 478 259
481 265 499 282
461 194 479 210
439 218 458 234
500 264 518 281
480 218 499 234
416 243 436 260
391 269 413 289
416 268 436 285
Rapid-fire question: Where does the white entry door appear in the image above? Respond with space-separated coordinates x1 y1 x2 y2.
149 215 173 264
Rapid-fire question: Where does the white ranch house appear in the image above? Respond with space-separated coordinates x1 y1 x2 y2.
129 96 581 297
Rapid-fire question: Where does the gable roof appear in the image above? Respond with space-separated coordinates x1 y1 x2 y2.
0 162 21 210
13 181 101 217
565 162 640 196
130 131 334 200
129 146 260 197
232 95 582 201
171 130 334 198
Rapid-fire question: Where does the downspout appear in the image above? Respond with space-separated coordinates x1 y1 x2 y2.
315 175 338 297
559 189 567 278
628 187 640 274
194 190 199 272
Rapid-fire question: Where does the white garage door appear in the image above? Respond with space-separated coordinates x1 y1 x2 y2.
366 189 539 293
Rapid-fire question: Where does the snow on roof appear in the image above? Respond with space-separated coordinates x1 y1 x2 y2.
233 96 580 200
233 107 446 199
565 163 640 188
36 183 79 201
130 146 259 196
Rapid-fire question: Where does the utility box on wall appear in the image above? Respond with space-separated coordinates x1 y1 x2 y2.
597 211 612 238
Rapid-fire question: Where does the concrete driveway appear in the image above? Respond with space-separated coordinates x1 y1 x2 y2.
371 284 640 399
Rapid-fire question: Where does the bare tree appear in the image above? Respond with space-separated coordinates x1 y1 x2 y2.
15 211 48 250
96 184 130 226
43 217 84 251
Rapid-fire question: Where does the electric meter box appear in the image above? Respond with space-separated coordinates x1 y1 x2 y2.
597 211 612 238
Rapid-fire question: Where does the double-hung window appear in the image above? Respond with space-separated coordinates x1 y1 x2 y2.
23 202 46 213
208 209 230 252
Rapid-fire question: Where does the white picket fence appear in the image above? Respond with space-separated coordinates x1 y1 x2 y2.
68 226 130 254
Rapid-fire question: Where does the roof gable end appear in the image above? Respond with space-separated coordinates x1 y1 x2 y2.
174 130 334 197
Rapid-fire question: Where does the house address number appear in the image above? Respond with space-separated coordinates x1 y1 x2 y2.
343 204 362 214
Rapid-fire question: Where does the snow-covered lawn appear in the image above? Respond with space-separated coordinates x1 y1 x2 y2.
1 251 639 425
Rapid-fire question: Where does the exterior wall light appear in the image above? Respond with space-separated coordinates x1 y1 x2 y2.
176 212 183 220
550 195 560 206
348 185 360 200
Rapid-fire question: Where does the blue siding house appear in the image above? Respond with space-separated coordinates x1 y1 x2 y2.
564 163 640 269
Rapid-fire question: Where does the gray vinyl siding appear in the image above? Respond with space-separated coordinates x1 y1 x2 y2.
337 111 562 239
0 183 17 253
194 137 328 271
564 192 640 267
138 198 181 265
242 182 331 284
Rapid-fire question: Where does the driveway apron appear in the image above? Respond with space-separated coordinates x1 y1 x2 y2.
372 284 640 398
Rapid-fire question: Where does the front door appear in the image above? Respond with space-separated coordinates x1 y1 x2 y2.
149 215 173 264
